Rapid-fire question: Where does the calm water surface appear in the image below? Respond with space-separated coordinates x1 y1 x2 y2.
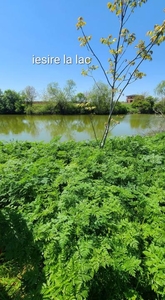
0 114 164 142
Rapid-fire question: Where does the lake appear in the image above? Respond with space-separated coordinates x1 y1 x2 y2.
0 114 164 143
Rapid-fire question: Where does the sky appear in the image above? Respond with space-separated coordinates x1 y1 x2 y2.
0 0 165 101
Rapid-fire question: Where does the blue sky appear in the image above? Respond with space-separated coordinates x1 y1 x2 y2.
0 0 165 100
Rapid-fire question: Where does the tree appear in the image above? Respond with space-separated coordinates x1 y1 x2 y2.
154 81 165 115
87 81 112 114
46 82 68 113
75 92 87 103
1 90 25 114
154 99 165 114
23 86 37 107
154 80 165 98
76 0 165 147
0 89 5 113
63 79 76 102
47 82 61 100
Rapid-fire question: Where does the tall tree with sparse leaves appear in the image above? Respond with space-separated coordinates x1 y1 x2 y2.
155 80 165 98
76 0 165 147
23 86 37 107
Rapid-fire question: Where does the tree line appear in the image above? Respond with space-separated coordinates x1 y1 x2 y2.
0 80 164 115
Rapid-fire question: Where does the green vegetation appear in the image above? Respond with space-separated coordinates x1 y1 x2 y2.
0 81 128 115
0 133 165 299
0 89 25 114
155 80 165 98
154 80 165 114
130 95 156 113
0 82 164 116
154 99 165 114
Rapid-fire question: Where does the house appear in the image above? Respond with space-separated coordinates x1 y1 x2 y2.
126 95 137 103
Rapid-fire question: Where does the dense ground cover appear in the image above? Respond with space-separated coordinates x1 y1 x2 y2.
0 133 165 299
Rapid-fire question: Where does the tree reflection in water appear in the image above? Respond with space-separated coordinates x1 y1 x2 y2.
0 115 39 136
0 114 164 142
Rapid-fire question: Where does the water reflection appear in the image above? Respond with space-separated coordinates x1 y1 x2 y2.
129 114 151 129
0 114 164 142
127 114 165 133
0 115 39 136
44 115 107 141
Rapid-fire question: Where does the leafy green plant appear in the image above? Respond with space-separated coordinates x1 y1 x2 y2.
0 134 165 299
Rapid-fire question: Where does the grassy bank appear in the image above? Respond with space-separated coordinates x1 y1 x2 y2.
0 133 165 299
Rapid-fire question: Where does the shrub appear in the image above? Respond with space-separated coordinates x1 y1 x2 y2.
0 134 165 299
